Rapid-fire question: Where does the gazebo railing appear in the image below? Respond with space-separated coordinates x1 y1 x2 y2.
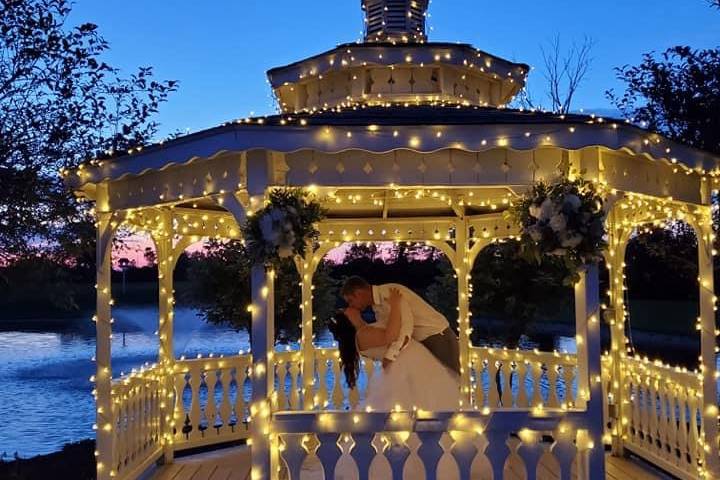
274 410 598 480
105 346 708 479
469 347 578 410
109 370 164 480
170 355 253 450
621 355 704 480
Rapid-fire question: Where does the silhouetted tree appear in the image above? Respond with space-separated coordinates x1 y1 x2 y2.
608 45 720 155
0 0 177 260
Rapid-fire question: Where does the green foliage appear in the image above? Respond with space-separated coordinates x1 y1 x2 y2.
0 255 87 318
0 0 177 259
424 258 459 331
241 188 326 266
506 177 607 286
469 240 574 347
608 46 720 155
184 240 338 342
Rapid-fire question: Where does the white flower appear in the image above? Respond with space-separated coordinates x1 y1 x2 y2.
563 194 582 212
539 198 555 221
529 204 542 219
549 213 567 233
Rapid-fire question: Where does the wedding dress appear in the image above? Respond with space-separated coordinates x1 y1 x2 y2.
297 326 466 479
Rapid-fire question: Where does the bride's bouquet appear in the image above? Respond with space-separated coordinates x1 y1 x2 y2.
507 176 607 285
241 188 326 265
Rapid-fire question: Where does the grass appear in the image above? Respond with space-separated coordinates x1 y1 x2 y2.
0 440 95 480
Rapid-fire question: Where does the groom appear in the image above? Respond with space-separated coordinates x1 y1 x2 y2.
341 276 461 376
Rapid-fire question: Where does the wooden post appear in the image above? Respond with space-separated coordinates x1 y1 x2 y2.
697 210 720 478
250 265 276 480
455 219 472 407
95 210 114 480
156 209 176 464
575 264 605 479
299 254 316 409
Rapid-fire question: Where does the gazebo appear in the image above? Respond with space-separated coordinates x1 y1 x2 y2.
66 1 720 479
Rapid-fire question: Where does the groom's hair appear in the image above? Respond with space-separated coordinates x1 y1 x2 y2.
341 276 370 297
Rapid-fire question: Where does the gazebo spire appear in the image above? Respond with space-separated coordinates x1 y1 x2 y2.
362 0 429 43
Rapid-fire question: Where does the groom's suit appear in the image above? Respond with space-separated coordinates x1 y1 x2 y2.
370 283 461 376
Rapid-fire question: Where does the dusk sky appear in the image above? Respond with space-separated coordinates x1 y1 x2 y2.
70 0 719 139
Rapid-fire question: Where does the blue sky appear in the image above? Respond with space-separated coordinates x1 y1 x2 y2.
71 0 719 139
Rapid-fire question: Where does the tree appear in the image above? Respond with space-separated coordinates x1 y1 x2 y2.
608 46 720 155
0 0 177 260
516 35 594 114
185 241 338 342
469 241 574 347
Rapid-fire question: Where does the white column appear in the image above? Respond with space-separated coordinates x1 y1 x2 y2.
95 210 115 480
606 217 630 456
697 211 720 478
156 209 176 463
250 265 276 480
575 264 605 479
455 219 472 407
299 255 316 409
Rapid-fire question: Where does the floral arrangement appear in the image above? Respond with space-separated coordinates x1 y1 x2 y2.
507 177 607 284
241 188 326 265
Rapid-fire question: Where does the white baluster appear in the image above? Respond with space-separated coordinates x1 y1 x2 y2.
501 362 513 407
449 431 479 480
488 361 500 407
276 361 288 410
546 364 560 408
516 361 529 408
416 431 444 480
205 370 218 435
316 359 329 409
349 433 376 480
279 434 309 480
383 434 412 480
219 368 232 435
316 433 343 480
289 360 301 410
331 359 344 409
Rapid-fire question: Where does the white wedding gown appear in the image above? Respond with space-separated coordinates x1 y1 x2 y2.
298 329 465 479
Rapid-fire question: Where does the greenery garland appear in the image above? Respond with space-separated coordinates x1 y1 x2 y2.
241 188 326 266
506 177 607 285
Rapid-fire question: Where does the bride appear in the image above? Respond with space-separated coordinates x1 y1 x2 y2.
328 287 460 412
292 289 463 480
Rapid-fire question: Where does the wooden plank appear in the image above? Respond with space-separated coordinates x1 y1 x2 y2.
607 455 669 480
173 464 201 480
191 464 219 480
208 466 233 480
151 463 184 480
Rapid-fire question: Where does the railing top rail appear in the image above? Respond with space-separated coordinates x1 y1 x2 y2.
470 346 577 365
624 355 702 391
272 409 592 434
173 354 253 372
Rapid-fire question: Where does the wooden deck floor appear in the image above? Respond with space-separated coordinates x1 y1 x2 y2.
148 445 673 480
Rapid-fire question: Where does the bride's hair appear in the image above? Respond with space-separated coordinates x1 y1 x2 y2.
327 311 359 390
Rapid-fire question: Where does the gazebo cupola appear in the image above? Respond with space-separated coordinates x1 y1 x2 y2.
267 0 529 112
362 0 429 43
